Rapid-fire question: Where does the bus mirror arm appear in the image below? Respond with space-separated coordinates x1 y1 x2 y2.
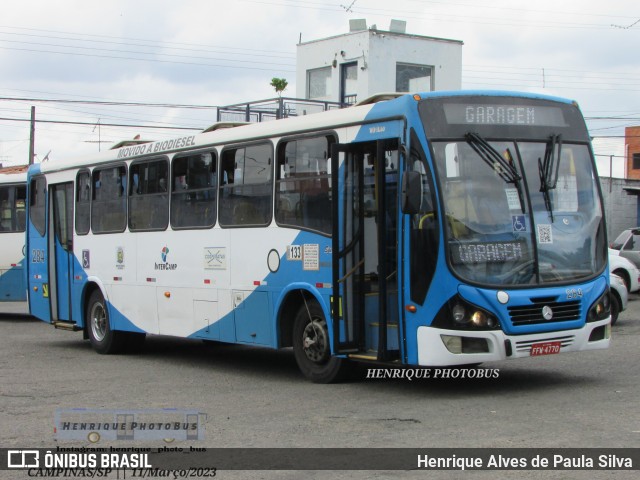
401 170 422 215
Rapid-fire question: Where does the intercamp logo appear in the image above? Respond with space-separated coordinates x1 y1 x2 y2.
7 450 39 468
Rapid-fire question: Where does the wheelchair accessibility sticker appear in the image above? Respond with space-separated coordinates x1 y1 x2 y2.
512 215 527 232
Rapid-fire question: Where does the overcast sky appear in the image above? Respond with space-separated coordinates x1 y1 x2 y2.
0 0 638 176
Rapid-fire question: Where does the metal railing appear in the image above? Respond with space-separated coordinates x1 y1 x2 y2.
216 97 347 123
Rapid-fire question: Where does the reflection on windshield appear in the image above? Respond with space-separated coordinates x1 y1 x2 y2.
433 140 606 286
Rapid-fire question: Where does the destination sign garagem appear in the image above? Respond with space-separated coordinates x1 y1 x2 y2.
443 104 567 128
450 241 527 265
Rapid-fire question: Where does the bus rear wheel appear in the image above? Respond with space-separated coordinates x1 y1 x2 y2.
86 290 128 354
292 300 350 383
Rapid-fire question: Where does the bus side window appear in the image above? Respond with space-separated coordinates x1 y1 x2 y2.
92 165 127 234
128 159 169 232
76 171 91 235
219 143 273 227
171 151 217 229
15 185 27 232
408 129 439 305
275 135 334 235
29 176 47 236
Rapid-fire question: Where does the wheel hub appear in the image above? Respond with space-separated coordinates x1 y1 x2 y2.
90 303 107 342
302 319 329 363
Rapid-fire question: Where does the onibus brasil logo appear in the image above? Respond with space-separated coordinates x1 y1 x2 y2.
155 246 177 271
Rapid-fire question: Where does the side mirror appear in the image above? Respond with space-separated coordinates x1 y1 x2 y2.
401 171 422 214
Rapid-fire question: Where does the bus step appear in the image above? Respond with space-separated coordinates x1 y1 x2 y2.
53 321 81 332
348 352 401 362
369 322 399 328
348 353 379 361
366 322 400 352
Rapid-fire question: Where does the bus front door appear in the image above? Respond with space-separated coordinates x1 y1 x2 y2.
331 140 401 361
49 183 74 322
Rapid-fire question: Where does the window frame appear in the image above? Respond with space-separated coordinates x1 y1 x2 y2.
128 157 170 232
274 132 336 237
395 62 433 93
0 183 27 233
307 66 332 100
29 175 47 237
91 163 128 235
170 148 218 230
218 141 274 228
75 169 91 235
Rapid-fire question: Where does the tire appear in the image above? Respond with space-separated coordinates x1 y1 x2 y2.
125 332 146 354
86 290 127 354
292 300 351 383
613 269 631 293
610 292 621 326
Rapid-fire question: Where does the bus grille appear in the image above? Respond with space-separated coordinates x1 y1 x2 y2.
508 300 581 326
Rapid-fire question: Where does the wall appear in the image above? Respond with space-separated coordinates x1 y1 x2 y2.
600 176 640 241
296 29 462 103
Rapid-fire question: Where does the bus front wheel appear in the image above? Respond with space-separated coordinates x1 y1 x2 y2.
292 300 350 383
86 290 127 354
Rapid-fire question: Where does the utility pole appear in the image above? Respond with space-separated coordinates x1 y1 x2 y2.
610 154 613 193
28 106 35 164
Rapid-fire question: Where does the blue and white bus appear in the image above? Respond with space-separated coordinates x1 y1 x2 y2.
0 165 28 308
26 91 610 382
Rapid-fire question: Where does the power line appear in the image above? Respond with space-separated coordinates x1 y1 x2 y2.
0 25 296 57
0 116 199 131
0 38 296 68
0 96 217 109
611 18 640 29
0 45 296 73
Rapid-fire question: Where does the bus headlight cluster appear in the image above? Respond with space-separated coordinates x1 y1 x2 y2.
588 289 611 323
432 295 500 331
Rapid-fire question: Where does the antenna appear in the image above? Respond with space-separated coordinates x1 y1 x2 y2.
340 0 357 13
85 118 110 152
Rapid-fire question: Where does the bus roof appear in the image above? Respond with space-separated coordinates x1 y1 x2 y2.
0 165 28 183
32 90 577 174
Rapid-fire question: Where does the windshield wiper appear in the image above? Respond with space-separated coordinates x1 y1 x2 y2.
538 134 563 222
465 132 525 212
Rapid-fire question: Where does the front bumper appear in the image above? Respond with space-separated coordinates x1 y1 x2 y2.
416 317 611 366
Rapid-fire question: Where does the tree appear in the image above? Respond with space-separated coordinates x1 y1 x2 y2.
270 78 288 98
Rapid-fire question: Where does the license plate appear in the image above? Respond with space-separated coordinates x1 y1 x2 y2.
530 341 562 356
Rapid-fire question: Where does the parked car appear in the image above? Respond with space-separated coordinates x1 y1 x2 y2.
610 227 640 267
610 273 628 325
609 248 640 293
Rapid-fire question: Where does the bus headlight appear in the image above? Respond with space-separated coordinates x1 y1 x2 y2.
588 289 611 323
452 304 466 324
432 296 501 331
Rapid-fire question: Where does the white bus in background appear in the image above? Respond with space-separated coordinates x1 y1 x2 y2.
0 165 28 313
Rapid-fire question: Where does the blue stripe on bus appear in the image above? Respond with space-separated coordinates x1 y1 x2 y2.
0 259 27 301
187 229 334 347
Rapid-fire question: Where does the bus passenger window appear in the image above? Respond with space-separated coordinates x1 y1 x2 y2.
408 129 439 305
171 151 217 229
92 165 127 234
29 176 47 236
275 135 334 235
0 185 26 232
76 171 91 235
128 159 169 231
219 143 273 227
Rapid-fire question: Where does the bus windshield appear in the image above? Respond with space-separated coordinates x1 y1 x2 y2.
431 138 606 286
